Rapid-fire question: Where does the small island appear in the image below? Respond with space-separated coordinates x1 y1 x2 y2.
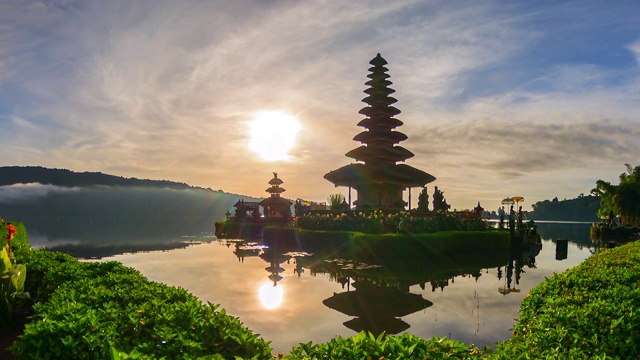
216 54 525 260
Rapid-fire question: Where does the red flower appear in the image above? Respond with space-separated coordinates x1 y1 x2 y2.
6 224 16 235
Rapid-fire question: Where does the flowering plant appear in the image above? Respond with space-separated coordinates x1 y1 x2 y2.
1 219 29 327
5 222 16 254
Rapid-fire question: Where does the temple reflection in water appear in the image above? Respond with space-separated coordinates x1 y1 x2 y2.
225 235 542 335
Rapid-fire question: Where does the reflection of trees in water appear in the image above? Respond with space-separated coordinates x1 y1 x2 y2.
302 252 512 335
536 222 594 247
25 215 216 259
228 236 548 336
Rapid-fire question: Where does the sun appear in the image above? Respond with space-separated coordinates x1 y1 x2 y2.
248 110 301 161
258 281 284 310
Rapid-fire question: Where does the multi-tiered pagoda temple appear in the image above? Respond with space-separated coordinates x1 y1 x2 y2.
324 54 436 210
259 172 292 219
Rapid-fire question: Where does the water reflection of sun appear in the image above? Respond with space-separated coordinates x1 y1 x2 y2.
248 110 301 162
258 281 284 310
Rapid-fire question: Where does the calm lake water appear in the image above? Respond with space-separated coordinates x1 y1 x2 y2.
24 218 596 354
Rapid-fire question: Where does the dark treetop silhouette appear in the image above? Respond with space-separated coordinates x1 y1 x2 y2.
324 54 436 210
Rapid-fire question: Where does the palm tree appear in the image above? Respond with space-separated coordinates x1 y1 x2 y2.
328 193 347 210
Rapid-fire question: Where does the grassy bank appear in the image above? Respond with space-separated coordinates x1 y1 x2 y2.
4 221 640 358
2 221 272 359
491 241 640 359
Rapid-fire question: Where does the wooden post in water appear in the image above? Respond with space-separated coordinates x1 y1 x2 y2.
556 239 568 260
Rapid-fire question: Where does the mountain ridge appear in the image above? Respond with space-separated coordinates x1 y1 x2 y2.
0 165 228 193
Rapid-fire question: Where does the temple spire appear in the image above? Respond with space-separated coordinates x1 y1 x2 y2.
324 54 435 210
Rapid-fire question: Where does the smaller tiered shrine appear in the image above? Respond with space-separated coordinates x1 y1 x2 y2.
259 173 292 219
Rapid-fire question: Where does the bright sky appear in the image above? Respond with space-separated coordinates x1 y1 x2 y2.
1 1 639 211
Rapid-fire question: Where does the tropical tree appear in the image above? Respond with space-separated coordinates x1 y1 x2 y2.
592 164 640 225
327 193 348 210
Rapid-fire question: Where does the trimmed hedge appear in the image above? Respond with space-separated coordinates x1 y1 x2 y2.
7 220 640 359
285 332 488 359
10 248 272 359
493 241 640 359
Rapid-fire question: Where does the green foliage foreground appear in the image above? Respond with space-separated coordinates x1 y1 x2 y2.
285 332 486 359
10 250 272 359
493 241 640 359
6 220 640 359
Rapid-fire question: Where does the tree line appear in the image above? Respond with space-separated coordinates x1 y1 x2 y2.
0 166 206 191
528 195 601 222
592 164 640 225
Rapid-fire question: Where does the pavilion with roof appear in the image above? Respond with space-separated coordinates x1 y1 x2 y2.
324 54 436 210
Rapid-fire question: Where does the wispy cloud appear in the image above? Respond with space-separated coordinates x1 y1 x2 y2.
1 0 639 209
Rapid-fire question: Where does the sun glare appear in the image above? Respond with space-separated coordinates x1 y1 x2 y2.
248 110 301 161
258 281 284 310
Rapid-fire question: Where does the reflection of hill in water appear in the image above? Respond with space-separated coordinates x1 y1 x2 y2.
4 184 261 257
25 216 216 259
535 222 594 247
304 251 509 287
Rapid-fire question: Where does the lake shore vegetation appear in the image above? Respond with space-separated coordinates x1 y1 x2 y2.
4 220 640 359
294 209 491 234
492 240 640 359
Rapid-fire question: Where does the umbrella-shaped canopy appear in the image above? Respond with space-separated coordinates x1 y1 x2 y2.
324 163 435 188
498 287 512 295
265 186 286 194
322 282 432 318
501 197 515 206
265 265 285 273
343 317 410 335
259 196 292 207
498 287 521 295
268 172 284 186
511 196 524 207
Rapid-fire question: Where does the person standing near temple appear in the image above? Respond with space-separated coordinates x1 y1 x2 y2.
498 206 505 229
517 206 524 232
509 205 516 236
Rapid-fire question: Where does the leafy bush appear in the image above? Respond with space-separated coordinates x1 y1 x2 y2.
10 252 272 359
0 220 30 327
0 246 28 327
285 332 487 359
295 210 491 234
0 221 30 259
493 241 640 359
18 249 82 304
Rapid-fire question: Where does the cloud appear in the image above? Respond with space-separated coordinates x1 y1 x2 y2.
1 1 640 209
628 40 640 65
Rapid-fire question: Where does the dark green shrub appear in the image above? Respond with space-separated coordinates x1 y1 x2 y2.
493 241 640 359
285 332 487 359
295 210 491 234
1 221 30 258
10 259 272 359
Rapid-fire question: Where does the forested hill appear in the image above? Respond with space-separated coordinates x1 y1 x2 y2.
0 166 263 231
529 194 601 222
0 166 209 191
